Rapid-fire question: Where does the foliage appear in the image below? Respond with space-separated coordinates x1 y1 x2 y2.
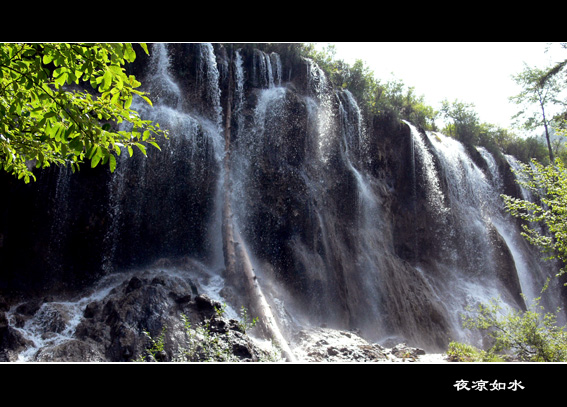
440 99 481 145
502 157 567 277
237 305 259 333
175 313 239 362
457 296 567 362
138 326 167 362
538 43 567 87
510 63 565 162
445 341 506 362
502 133 552 165
305 44 438 130
0 43 167 183
373 76 438 130
135 306 280 363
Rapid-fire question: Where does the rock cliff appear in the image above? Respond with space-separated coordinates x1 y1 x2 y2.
1 43 564 361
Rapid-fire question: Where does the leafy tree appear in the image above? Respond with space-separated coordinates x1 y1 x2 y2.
537 43 567 96
458 296 567 362
0 43 167 183
373 76 438 130
506 135 551 164
306 44 438 130
445 341 506 362
502 157 567 278
440 99 480 145
510 63 565 163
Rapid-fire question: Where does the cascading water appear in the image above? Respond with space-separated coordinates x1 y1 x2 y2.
45 165 72 275
3 43 566 361
406 122 566 343
103 43 225 274
406 122 449 217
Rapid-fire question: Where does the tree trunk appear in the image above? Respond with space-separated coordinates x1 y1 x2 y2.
540 92 554 163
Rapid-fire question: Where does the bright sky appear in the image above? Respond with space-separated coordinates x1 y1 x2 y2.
315 42 566 131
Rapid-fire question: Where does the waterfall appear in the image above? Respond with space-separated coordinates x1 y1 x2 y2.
46 166 72 274
505 154 534 201
337 89 389 331
103 43 225 271
4 44 566 361
427 131 498 274
404 122 566 342
252 49 282 89
146 42 182 109
197 43 223 132
232 49 246 138
406 121 449 217
307 59 337 165
338 89 380 224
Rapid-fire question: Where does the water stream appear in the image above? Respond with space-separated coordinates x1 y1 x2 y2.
4 43 565 360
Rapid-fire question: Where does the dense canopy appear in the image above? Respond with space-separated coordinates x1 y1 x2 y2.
0 43 167 183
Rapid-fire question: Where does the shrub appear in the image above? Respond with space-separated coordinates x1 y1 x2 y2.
446 341 505 362
458 296 567 362
135 305 280 362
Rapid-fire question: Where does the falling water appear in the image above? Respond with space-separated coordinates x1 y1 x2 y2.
405 123 566 342
197 43 223 132
406 121 448 217
505 154 534 201
304 57 336 164
5 44 566 361
46 165 72 274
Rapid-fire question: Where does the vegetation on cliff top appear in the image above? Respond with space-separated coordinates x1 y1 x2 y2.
304 42 567 165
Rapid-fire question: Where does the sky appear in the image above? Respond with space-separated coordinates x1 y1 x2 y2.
315 42 566 131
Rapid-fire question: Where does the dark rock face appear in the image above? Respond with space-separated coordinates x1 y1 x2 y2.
2 271 275 362
0 165 111 298
0 307 34 361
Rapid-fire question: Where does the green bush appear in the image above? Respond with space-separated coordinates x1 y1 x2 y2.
457 296 567 362
446 341 506 362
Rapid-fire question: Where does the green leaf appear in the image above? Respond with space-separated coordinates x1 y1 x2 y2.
108 65 123 75
42 54 54 65
135 142 147 156
69 137 83 153
101 69 112 92
124 94 133 109
91 146 103 168
147 141 161 151
109 153 117 173
113 143 122 156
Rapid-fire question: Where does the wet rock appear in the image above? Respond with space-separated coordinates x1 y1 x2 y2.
391 343 426 361
17 272 276 362
292 327 440 363
193 294 223 320
0 311 34 361
73 273 197 361
293 327 388 362
15 299 43 317
34 339 106 362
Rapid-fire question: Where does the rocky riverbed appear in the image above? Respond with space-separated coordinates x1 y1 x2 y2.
291 327 447 363
0 269 448 363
